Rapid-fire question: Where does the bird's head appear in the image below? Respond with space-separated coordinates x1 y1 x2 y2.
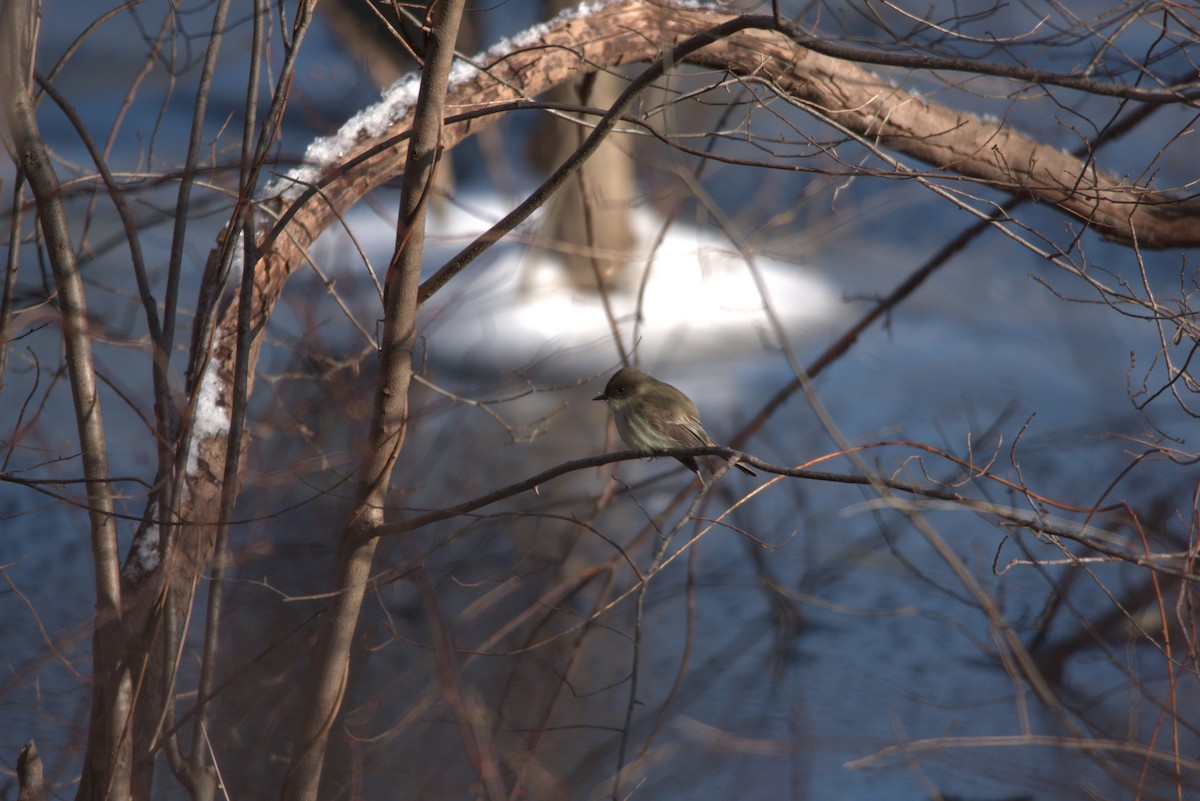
593 367 651 410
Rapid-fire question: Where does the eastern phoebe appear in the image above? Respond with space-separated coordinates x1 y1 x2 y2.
593 367 756 477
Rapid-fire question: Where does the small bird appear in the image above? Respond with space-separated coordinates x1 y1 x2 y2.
594 367 756 477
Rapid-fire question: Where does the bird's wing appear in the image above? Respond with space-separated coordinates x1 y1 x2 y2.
664 421 708 448
645 399 710 449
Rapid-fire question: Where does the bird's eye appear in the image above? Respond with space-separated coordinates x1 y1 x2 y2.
615 387 625 395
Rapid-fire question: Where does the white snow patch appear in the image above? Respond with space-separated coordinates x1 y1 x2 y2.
308 192 841 377
427 211 838 372
267 70 425 199
121 521 160 581
484 1 620 58
186 356 232 481
227 228 245 285
267 58 491 201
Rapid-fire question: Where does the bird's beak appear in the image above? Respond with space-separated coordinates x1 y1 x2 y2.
592 392 607 402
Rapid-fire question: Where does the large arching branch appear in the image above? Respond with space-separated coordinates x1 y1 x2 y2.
146 0 1200 629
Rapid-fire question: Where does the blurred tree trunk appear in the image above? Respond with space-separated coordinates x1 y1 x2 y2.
534 0 636 291
324 0 637 292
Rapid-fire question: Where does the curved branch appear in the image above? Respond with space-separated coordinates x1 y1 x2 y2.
165 0 1200 635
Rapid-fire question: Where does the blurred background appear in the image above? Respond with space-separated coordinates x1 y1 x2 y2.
2 1 1197 799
